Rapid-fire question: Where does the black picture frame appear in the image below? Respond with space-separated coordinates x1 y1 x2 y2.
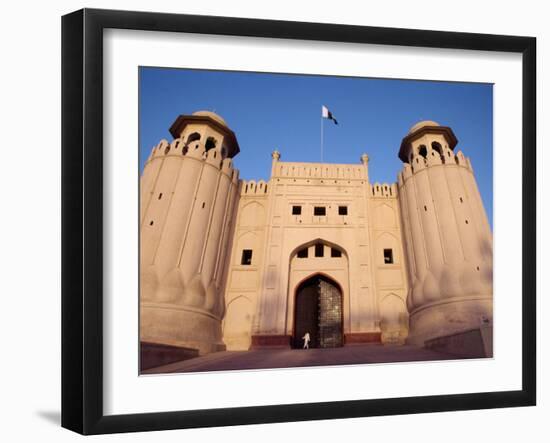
61 8 536 435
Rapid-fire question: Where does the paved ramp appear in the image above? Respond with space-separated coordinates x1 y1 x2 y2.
142 344 463 375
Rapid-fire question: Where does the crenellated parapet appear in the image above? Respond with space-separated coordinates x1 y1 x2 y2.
398 148 473 184
143 133 240 187
272 161 367 180
241 179 269 196
371 182 398 198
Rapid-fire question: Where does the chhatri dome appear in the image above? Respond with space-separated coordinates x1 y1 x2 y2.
408 120 440 134
192 110 228 127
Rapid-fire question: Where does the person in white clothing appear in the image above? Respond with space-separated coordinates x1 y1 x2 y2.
302 332 311 349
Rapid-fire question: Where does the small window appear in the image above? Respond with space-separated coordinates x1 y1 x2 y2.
314 206 326 216
383 248 394 264
158 193 163 200
338 206 348 216
202 202 205 209
292 205 302 215
149 220 154 226
315 244 324 257
241 249 253 265
331 248 342 258
297 248 308 258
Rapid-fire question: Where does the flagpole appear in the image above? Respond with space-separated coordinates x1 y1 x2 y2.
320 113 324 163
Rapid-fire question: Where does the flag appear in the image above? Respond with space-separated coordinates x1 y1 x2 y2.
322 105 338 125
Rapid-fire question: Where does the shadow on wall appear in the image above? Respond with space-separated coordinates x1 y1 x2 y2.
479 236 493 283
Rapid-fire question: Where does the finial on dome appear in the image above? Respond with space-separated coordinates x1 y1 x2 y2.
361 153 369 165
272 150 281 161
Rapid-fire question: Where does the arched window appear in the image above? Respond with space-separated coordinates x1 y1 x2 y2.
186 132 202 151
186 132 201 144
432 141 444 162
418 145 428 158
205 137 217 151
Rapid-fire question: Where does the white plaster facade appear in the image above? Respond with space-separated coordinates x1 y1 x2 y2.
140 112 493 355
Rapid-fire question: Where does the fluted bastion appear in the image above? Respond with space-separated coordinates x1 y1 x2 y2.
396 122 493 347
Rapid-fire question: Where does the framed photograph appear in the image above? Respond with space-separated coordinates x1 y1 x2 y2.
61 8 536 434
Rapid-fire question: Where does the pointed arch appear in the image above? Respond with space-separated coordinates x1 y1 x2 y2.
223 295 254 350
239 201 265 226
373 202 396 228
293 273 343 349
379 293 408 344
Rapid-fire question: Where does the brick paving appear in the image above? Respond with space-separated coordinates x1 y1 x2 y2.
142 344 463 374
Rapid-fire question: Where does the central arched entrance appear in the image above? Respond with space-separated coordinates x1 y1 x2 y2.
293 274 343 349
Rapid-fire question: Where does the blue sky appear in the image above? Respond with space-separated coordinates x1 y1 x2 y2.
139 67 493 224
